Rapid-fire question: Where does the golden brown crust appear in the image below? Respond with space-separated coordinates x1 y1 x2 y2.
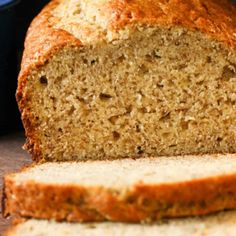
4 174 236 223
107 0 236 48
17 1 81 83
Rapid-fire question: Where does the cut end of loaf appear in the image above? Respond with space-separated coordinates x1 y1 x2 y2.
20 24 236 161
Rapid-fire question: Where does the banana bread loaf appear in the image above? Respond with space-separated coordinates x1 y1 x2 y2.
17 0 236 161
4 154 236 222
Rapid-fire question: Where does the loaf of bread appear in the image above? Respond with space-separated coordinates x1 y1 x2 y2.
4 154 236 222
17 0 236 161
4 211 236 236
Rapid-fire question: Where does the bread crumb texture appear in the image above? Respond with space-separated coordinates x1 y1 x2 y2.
10 155 236 186
4 211 236 236
17 0 236 161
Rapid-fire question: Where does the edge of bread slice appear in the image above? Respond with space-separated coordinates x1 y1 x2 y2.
3 211 236 236
3 154 236 222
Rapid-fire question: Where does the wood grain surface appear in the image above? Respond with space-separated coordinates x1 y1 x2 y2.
0 132 31 235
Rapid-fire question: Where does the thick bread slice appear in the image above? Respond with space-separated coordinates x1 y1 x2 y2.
3 211 236 236
4 154 236 222
17 0 236 162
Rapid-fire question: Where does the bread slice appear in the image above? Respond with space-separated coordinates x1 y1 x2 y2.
3 211 236 236
17 0 236 162
4 154 236 222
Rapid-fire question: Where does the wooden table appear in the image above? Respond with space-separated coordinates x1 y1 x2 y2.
0 132 31 235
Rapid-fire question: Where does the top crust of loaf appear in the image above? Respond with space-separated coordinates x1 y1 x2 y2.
18 0 236 75
18 0 236 89
17 0 236 160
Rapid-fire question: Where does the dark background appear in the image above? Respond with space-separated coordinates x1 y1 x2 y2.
0 0 50 136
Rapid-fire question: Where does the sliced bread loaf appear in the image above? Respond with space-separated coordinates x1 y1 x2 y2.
4 211 236 236
4 154 236 222
17 0 236 162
